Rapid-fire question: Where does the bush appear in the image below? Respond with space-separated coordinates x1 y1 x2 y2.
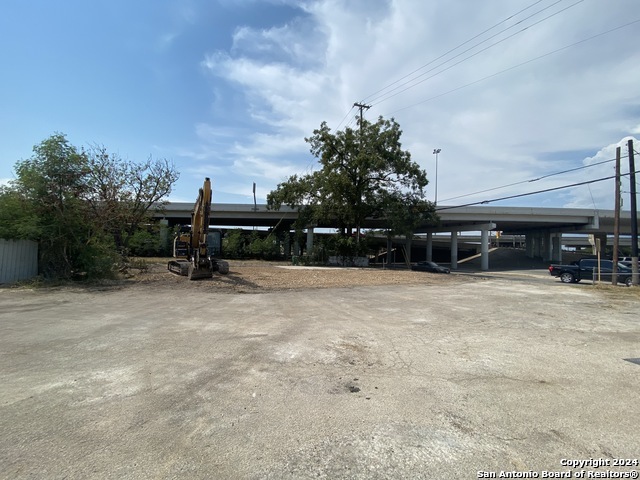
73 236 120 280
127 228 163 257
331 235 370 259
250 235 280 260
223 229 245 259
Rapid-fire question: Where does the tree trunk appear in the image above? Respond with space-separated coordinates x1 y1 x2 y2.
403 234 413 267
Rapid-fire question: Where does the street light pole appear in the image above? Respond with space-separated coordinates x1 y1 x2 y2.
433 148 441 206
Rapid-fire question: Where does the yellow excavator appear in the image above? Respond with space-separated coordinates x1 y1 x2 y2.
167 177 229 280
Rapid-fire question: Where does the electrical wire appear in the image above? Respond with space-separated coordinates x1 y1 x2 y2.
440 155 625 203
385 18 640 116
359 0 548 104
335 106 355 130
435 171 638 211
368 0 580 106
340 0 554 129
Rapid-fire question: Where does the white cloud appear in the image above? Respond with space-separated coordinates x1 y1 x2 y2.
196 0 640 207
563 136 639 210
232 155 296 181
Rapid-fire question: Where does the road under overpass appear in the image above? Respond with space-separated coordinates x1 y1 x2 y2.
156 203 639 271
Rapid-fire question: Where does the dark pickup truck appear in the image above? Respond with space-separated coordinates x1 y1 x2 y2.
549 258 634 286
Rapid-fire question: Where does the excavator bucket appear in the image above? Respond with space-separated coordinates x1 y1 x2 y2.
187 262 213 280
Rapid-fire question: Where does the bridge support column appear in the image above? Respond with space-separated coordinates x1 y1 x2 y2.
525 233 534 258
426 232 433 262
551 233 563 263
294 238 300 257
543 232 553 262
481 228 489 271
306 227 314 255
533 232 543 258
450 231 458 270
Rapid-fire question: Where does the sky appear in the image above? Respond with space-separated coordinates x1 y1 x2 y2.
1 0 639 213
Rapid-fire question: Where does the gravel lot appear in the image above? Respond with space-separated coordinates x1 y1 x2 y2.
1 260 639 479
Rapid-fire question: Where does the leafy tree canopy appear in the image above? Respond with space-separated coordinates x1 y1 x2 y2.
84 144 179 250
0 133 179 279
267 116 438 238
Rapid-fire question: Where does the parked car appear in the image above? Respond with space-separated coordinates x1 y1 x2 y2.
412 261 450 274
549 258 633 286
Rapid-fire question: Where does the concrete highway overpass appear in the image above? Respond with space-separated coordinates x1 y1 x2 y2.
156 203 639 270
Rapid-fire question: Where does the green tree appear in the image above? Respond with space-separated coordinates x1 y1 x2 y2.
127 228 163 257
0 134 179 279
0 134 103 277
247 231 280 260
84 145 179 252
267 116 438 241
223 229 246 259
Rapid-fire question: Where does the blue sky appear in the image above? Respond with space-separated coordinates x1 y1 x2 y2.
1 0 639 211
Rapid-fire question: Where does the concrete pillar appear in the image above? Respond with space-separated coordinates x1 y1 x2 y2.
294 238 300 257
450 231 458 270
481 229 489 271
525 233 534 258
534 233 543 258
551 234 563 263
426 232 433 262
386 237 393 266
543 232 553 262
306 227 314 255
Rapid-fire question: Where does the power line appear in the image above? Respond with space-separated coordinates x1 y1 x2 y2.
335 106 355 130
368 0 579 106
359 0 548 104
341 0 554 128
440 155 625 203
385 19 640 115
435 171 638 211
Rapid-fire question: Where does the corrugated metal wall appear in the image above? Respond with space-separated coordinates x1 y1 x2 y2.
0 239 38 283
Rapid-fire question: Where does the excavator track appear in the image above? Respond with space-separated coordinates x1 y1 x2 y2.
167 260 190 276
167 260 214 280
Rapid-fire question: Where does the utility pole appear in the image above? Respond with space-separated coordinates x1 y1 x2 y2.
612 147 621 285
353 102 370 244
353 102 370 137
629 139 638 285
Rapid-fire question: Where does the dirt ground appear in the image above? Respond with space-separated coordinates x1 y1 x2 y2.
123 258 463 293
1 259 639 479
